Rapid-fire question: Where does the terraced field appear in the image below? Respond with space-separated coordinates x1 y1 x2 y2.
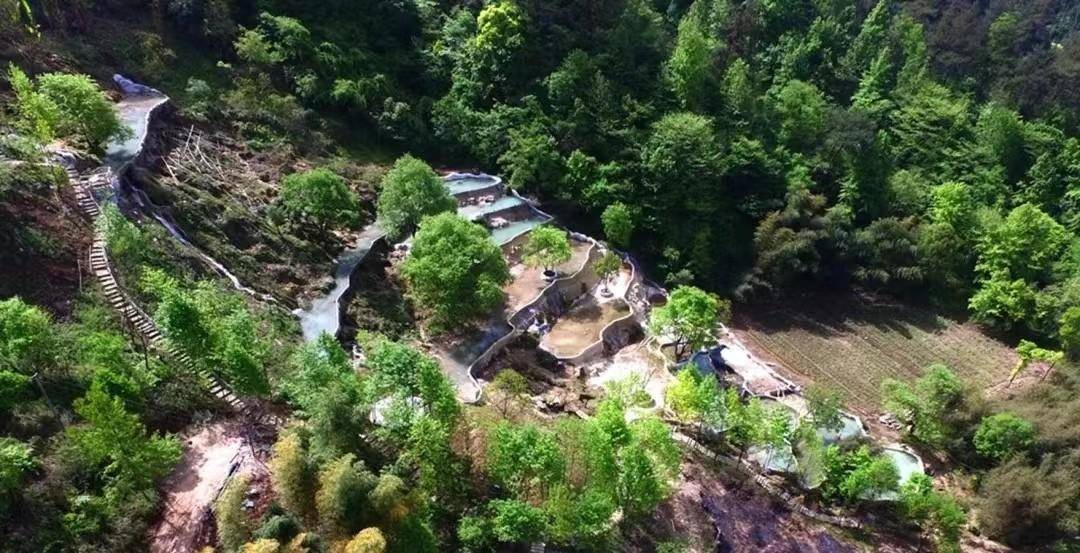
732 293 1018 409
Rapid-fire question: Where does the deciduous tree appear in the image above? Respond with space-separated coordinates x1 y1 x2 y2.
401 213 510 331
377 155 455 241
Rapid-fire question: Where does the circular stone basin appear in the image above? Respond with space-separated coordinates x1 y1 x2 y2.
874 445 925 500
818 412 868 444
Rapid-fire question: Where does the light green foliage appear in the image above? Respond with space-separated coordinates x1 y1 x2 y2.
976 103 1028 185
842 0 891 79
1060 307 1080 358
142 270 270 395
487 423 565 500
98 203 150 268
7 65 129 151
0 296 55 373
974 412 1035 462
806 385 843 432
488 498 545 544
407 415 464 503
882 364 965 448
772 80 828 151
543 484 615 548
401 213 510 331
523 226 572 271
217 475 253 552
364 337 460 427
282 335 364 461
343 528 387 553
489 368 529 417
601 202 635 248
376 155 456 241
823 445 899 503
183 78 217 121
890 81 973 179
721 58 755 124
0 370 29 411
269 432 315 524
315 454 376 539
665 8 716 111
0 437 35 514
971 204 1069 329
900 474 965 553
470 1 526 82
594 251 622 289
1009 339 1064 385
649 285 728 359
68 387 181 500
929 182 979 236
987 12 1019 64
277 168 361 233
664 367 718 423
616 444 665 517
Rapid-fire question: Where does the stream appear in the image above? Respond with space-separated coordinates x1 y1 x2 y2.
295 223 385 342
105 79 275 303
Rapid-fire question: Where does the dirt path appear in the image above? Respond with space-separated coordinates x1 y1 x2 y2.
149 419 257 553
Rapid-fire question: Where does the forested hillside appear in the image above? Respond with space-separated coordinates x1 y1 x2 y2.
3 0 1080 552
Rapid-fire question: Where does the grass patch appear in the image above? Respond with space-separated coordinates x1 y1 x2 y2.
732 292 1017 409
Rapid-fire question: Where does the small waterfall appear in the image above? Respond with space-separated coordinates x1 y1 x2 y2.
103 79 276 304
295 223 386 342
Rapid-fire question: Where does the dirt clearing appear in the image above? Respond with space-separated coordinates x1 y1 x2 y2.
732 292 1016 410
149 419 263 553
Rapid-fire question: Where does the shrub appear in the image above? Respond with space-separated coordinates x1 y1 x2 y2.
7 65 130 152
973 413 1035 462
523 226 572 272
277 168 361 233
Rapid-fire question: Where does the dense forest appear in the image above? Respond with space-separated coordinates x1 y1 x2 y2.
3 0 1080 552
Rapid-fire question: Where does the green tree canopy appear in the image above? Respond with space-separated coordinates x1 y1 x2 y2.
974 412 1035 462
523 226 572 272
277 168 361 233
649 285 729 359
66 387 182 500
601 202 635 248
377 155 456 241
882 364 965 448
0 296 55 373
7 65 129 151
401 213 510 331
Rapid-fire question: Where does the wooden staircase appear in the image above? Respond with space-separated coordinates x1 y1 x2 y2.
67 164 281 425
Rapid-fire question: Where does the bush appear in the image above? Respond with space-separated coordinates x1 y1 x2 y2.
277 168 361 233
7 65 130 152
973 412 1035 462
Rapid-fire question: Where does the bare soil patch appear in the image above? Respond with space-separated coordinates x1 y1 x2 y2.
540 299 629 358
503 239 593 312
0 178 91 318
627 451 911 553
148 419 263 553
731 292 1016 410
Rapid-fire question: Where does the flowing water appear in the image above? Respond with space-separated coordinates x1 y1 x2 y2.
103 87 276 303
296 223 385 342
